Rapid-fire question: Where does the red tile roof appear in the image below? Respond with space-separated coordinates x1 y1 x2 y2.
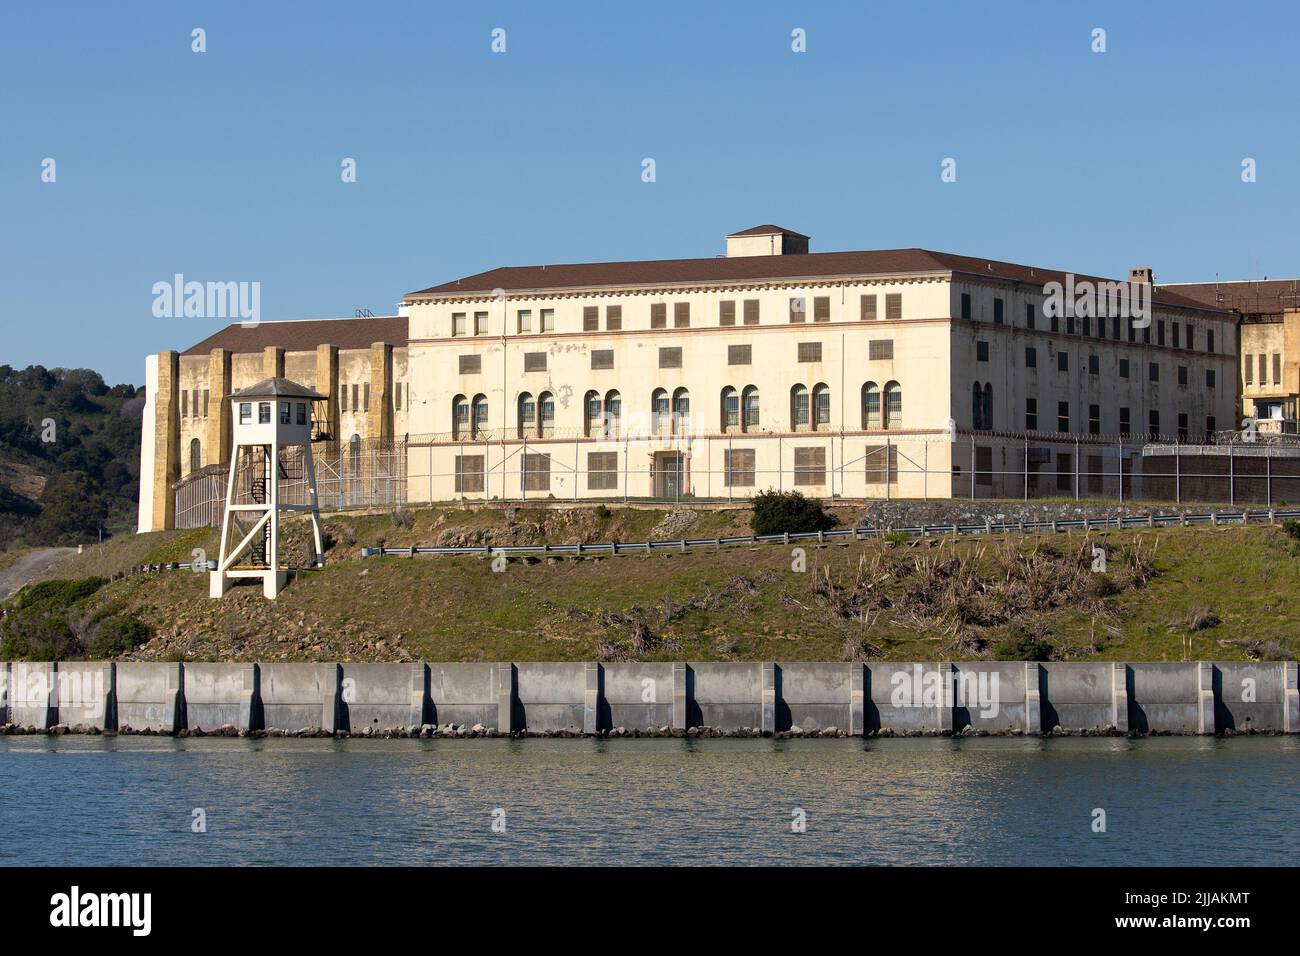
181 315 407 356
406 248 1228 313
1161 279 1300 315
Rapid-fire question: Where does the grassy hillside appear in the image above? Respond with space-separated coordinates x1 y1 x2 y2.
0 365 142 549
6 504 1296 664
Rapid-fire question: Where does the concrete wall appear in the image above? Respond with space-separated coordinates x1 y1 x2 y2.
3 661 1298 736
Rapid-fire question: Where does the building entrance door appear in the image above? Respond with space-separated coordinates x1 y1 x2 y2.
654 452 684 498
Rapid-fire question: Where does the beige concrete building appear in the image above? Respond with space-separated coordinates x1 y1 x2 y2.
139 226 1240 530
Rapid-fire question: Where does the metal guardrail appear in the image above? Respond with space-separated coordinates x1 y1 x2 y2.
106 560 218 583
359 508 1300 559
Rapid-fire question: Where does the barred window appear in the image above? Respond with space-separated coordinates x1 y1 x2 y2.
864 444 899 484
813 296 830 322
587 452 618 490
606 305 622 331
583 306 599 331
719 300 736 326
659 347 682 369
459 355 481 374
860 294 877 321
674 302 690 328
455 455 485 493
591 349 614 370
868 339 894 360
724 449 755 487
651 303 667 329
743 299 759 325
885 293 902 321
797 342 822 363
522 453 550 492
728 344 752 365
793 447 826 486
524 352 547 372
789 297 806 323
975 446 993 486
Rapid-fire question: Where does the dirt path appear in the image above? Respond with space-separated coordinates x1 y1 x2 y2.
0 548 78 601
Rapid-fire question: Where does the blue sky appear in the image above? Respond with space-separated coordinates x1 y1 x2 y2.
2 0 1297 385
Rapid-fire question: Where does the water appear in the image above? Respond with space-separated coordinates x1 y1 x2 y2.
1 735 1296 865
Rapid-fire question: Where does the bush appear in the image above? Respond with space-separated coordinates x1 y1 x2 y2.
1284 520 1300 541
12 577 106 611
0 614 80 661
89 614 152 659
593 504 612 521
993 630 1054 661
750 490 836 537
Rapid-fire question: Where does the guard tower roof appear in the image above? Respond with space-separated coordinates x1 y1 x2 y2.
229 377 327 401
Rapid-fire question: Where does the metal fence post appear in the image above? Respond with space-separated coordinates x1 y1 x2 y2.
885 436 892 501
1229 443 1235 506
970 435 975 500
1175 440 1181 504
1023 435 1028 501
1118 437 1124 503
1074 437 1080 500
1267 444 1273 507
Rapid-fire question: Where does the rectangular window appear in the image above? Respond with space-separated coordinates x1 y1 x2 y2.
659 347 682 369
1149 361 1159 382
1025 397 1038 431
452 312 466 336
719 300 736 326
239 402 252 425
1025 346 1036 368
743 299 759 325
474 312 488 335
1089 403 1100 435
977 341 989 362
1275 352 1282 385
363 383 370 412
1245 354 1253 385
1056 453 1072 493
202 389 210 417
724 449 756 488
541 309 555 332
797 342 822 363
1119 358 1129 379
813 296 830 323
524 352 547 372
1120 407 1131 435
975 446 993 487
297 402 308 425
583 306 599 331
1178 413 1189 442
1173 322 1181 348
351 384 359 411
1259 354 1266 385
674 303 690 328
606 305 621 331
860 294 877 321
1057 401 1070 433
459 355 481 374
1148 410 1160 439
993 298 1004 324
1206 368 1216 388
864 445 899 484
1206 415 1216 436
517 309 532 333
789 297 806 323
1051 312 1060 333
1157 320 1166 346
394 385 402 412
1083 316 1091 337
868 339 894 361
587 452 619 490
728 344 752 365
259 402 271 424
455 455 485 494
1057 351 1069 372
1025 303 1035 329
1089 354 1099 375
1088 454 1103 494
1208 329 1215 353
591 349 614 370
885 293 902 321
1177 365 1188 386
793 447 826 486
181 389 188 418
522 453 551 492
651 303 667 329
960 293 971 320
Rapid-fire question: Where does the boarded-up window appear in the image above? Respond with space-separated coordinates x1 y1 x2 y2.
1275 353 1282 385
659 347 682 369
724 449 756 487
728 344 752 365
674 303 690 328
813 296 830 322
869 339 894 360
863 444 899 484
1087 455 1103 494
651 303 667 329
1056 453 1072 492
363 383 370 412
351 384 359 411
395 383 402 411
743 300 759 325
793 447 826 486
588 452 618 490
606 305 622 331
975 446 993 487
202 389 210 418
459 355 481 374
1244 354 1253 385
524 352 547 372
719 301 736 326
455 455 485 493
797 341 822 363
885 293 902 321
181 390 188 417
583 306 599 331
591 349 614 370
861 294 878 321
522 453 550 491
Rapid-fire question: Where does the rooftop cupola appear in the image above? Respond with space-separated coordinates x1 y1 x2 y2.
725 225 810 258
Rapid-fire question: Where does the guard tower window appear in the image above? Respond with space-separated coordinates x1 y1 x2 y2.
296 402 307 425
279 402 291 425
258 402 271 424
239 402 252 425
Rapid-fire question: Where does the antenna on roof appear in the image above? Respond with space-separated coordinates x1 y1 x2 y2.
354 308 374 318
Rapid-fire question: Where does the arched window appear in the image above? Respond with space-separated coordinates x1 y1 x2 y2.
742 385 760 431
791 384 810 431
721 387 739 432
884 382 902 429
651 388 669 433
972 382 984 430
604 390 621 438
471 394 488 439
584 390 601 438
863 382 881 429
812 383 830 430
982 383 993 432
189 438 202 474
452 395 469 440
517 392 535 439
538 391 555 438
672 387 690 434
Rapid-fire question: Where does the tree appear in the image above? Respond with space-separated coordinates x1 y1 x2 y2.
27 471 108 545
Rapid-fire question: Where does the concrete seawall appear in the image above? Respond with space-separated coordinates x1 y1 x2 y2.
1 660 1296 737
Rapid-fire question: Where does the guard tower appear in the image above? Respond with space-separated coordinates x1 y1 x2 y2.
210 378 326 599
